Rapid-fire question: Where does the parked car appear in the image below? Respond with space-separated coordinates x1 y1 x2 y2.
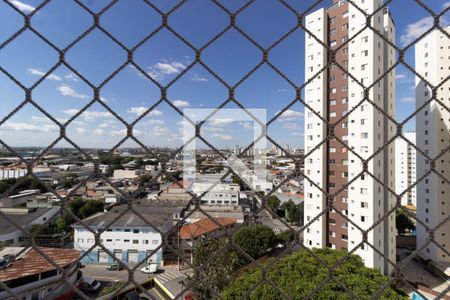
140 263 158 274
106 263 123 271
82 277 101 292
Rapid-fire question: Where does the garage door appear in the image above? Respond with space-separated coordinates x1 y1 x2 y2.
113 250 122 263
98 251 109 263
128 251 138 263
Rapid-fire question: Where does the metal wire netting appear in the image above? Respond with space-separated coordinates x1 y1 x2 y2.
0 0 449 299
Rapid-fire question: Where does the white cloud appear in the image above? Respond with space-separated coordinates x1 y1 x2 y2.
277 88 289 93
444 2 450 9
147 60 186 80
146 119 165 125
191 73 208 82
31 116 49 122
57 84 87 99
211 133 233 141
173 100 190 108
239 122 253 130
8 0 35 13
76 128 87 134
399 16 444 46
1 121 57 132
396 73 406 80
27 68 61 81
151 126 170 137
293 132 303 137
203 126 224 133
92 129 105 136
64 73 78 81
400 97 415 104
283 122 298 130
209 118 235 126
127 107 163 117
278 109 304 121
110 129 143 137
63 109 112 121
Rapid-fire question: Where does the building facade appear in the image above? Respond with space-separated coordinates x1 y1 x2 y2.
395 132 417 206
303 0 396 274
415 28 450 266
72 206 172 266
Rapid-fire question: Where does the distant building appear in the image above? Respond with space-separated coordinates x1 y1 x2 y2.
395 132 417 206
0 247 81 300
113 169 140 180
0 207 60 245
0 189 41 208
192 182 240 206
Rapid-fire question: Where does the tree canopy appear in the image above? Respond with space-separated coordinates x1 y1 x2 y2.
222 248 407 300
233 224 278 261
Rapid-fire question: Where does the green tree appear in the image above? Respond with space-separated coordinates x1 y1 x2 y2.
276 230 294 247
396 209 415 235
187 238 239 300
222 248 408 300
280 200 302 224
233 224 278 261
78 200 104 219
54 217 70 233
266 195 281 214
60 173 79 189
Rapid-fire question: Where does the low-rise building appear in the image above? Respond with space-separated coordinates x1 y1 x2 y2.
0 247 81 300
72 202 187 266
0 207 60 245
0 190 41 208
113 169 140 180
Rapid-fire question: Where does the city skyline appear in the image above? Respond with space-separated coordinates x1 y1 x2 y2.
1 0 449 149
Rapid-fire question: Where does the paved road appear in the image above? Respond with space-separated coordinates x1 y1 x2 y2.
82 264 190 297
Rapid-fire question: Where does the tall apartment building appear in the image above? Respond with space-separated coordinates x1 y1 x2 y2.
415 28 450 268
303 0 396 274
395 132 417 206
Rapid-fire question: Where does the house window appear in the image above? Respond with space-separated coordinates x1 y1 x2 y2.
152 240 159 245
133 240 139 244
133 229 139 234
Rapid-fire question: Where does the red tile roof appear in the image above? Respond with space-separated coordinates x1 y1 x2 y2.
0 247 80 282
179 218 236 239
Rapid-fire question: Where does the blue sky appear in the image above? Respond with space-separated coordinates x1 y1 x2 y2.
0 0 449 149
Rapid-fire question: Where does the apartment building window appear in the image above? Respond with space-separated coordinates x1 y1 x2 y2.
307 123 313 129
361 146 369 153
330 87 337 94
329 183 336 188
133 240 139 244
361 188 368 195
342 85 348 91
342 159 348 165
330 29 337 35
330 147 336 153
330 231 336 237
342 36 348 43
360 118 366 125
342 98 348 103
106 239 112 242
342 23 348 30
330 17 336 24
133 229 139 234
342 172 348 177
329 219 336 224
330 99 336 105
362 50 369 57
342 122 348 128
361 132 369 139
330 40 337 47
361 64 367 70
361 216 366 222
342 197 348 203
342 234 348 240
143 240 149 244
329 159 336 164
330 76 336 82
361 36 368 43
152 240 159 245
330 112 337 117
361 202 368 208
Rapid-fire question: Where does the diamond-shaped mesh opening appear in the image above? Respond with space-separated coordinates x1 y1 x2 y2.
1 0 450 299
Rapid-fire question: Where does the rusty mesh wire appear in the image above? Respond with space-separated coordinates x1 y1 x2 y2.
0 0 449 299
